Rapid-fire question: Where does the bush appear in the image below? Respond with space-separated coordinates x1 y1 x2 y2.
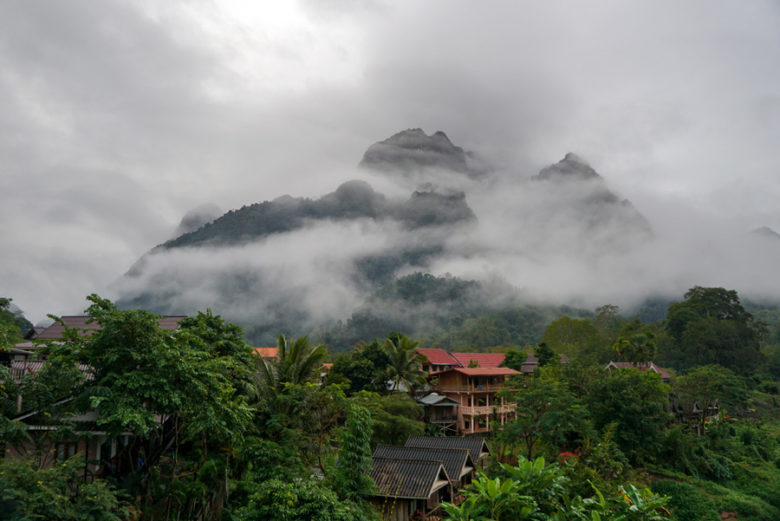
651 480 719 521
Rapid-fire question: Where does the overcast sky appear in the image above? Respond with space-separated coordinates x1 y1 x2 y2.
1 0 779 323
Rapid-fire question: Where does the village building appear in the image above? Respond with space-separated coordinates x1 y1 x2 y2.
3 315 185 477
405 435 491 467
373 444 476 489
605 361 672 383
429 367 519 434
415 392 460 435
369 457 453 521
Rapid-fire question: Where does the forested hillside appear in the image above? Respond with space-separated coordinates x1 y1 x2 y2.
2 285 779 520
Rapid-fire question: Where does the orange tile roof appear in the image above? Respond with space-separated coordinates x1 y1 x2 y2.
254 347 278 359
432 367 520 377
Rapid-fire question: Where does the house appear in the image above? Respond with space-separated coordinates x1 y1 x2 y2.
429 367 519 434
405 435 491 466
3 314 185 476
369 457 453 521
605 361 672 383
415 392 460 435
373 444 476 489
518 353 570 374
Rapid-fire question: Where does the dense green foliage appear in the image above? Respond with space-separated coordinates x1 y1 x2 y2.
4 285 780 521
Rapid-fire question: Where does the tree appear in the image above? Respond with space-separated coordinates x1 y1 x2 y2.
238 479 363 521
0 457 129 521
499 375 591 460
534 342 559 367
39 295 257 519
325 340 390 395
352 391 425 446
542 316 603 360
612 318 657 364
586 369 671 463
259 334 328 392
675 365 748 431
665 287 766 373
381 333 426 393
331 403 376 502
503 349 527 371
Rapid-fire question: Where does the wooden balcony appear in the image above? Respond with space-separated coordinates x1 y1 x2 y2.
436 384 506 393
460 404 514 416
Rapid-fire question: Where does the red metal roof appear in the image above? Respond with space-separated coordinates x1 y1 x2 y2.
417 348 458 365
451 352 505 368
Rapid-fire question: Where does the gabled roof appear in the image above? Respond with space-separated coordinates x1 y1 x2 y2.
416 392 460 406
605 361 671 380
370 457 450 499
417 348 459 365
373 445 474 481
405 435 491 462
254 347 278 359
519 353 570 373
432 367 519 377
35 315 185 340
451 352 505 368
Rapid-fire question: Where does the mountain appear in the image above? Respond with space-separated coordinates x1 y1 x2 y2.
359 128 484 179
161 180 474 250
531 153 653 243
116 130 657 346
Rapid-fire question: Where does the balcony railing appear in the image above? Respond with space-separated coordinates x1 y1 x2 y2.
460 404 514 416
436 384 506 392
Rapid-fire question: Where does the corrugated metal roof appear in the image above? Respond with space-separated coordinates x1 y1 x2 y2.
451 352 505 368
405 435 491 462
416 392 460 406
373 445 473 481
417 348 458 365
36 315 185 339
370 457 450 499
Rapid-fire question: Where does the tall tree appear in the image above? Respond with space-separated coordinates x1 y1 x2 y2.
258 334 328 395
586 369 671 463
542 316 604 361
499 375 590 460
665 287 766 373
612 318 657 364
381 333 426 394
331 403 376 502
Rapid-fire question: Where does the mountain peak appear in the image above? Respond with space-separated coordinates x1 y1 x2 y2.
359 128 474 176
535 153 601 181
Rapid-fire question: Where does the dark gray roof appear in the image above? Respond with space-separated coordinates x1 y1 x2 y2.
405 435 491 462
370 457 450 500
373 445 474 481
416 392 460 406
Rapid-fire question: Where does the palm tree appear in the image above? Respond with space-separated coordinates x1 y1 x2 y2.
382 333 426 394
258 334 328 394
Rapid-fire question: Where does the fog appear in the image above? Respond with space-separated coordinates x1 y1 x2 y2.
1 1 778 323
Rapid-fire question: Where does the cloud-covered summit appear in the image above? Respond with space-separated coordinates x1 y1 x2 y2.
114 129 666 345
359 128 485 180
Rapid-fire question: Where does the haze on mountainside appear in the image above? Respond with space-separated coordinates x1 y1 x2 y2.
113 129 780 346
1 2 778 326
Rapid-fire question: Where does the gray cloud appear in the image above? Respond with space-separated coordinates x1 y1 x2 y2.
1 0 779 323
